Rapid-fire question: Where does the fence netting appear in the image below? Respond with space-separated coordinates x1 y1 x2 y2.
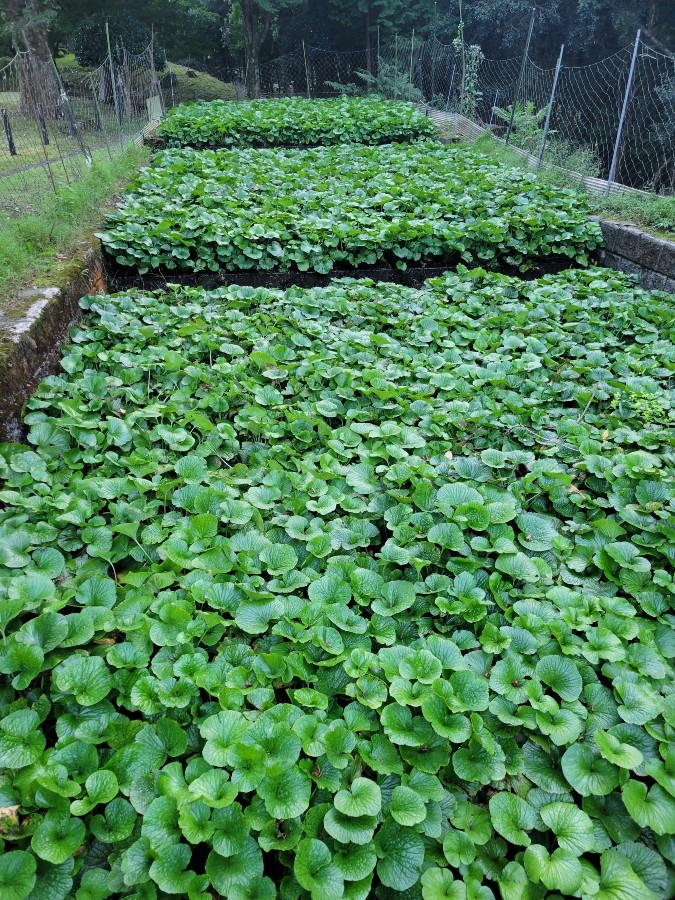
1 31 673 214
0 43 164 214
413 34 674 193
256 34 674 194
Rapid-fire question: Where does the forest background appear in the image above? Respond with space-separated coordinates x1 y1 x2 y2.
2 0 674 88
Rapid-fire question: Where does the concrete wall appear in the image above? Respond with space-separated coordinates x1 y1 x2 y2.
1 221 672 443
594 219 675 294
0 247 106 442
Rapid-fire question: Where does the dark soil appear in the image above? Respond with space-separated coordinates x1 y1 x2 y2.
106 252 578 293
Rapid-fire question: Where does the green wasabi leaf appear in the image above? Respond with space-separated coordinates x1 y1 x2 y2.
374 819 425 891
489 793 536 846
258 768 312 819
622 782 675 836
561 744 620 796
524 844 583 894
0 851 36 900
206 839 263 895
540 801 595 855
389 785 427 826
32 811 86 864
53 656 112 705
420 867 467 900
334 777 381 818
594 849 659 900
294 839 344 900
594 729 644 769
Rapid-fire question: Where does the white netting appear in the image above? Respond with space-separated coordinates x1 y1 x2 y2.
0 43 164 214
2 32 673 207
409 33 674 193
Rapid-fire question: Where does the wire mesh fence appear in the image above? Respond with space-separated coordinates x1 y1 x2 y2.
255 35 674 195
1 29 673 209
412 33 674 194
0 42 165 215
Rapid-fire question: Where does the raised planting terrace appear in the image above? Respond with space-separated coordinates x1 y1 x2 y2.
99 142 602 276
155 97 439 149
0 267 673 898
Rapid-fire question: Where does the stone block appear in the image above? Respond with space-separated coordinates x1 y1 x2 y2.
0 246 106 442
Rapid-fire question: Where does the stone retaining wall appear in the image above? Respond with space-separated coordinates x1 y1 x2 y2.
0 246 106 442
593 219 675 294
1 220 672 443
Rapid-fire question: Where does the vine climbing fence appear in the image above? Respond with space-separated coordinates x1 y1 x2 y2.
1 29 673 215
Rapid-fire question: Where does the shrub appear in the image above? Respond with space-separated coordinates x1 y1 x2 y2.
73 14 165 70
163 65 238 105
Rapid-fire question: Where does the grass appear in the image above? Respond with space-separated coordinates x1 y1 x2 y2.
1 57 241 184
467 131 675 241
0 113 132 173
164 62 238 103
54 53 93 76
0 56 233 307
585 190 675 240
1 61 151 174
56 53 238 104
0 145 148 310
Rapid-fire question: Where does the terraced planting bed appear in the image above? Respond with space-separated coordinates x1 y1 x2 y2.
100 142 602 277
2 95 674 898
0 267 673 898
156 97 439 149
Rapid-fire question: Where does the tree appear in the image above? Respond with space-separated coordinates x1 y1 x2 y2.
52 0 224 66
72 14 165 68
2 0 63 123
227 0 303 97
324 0 436 53
4 0 57 58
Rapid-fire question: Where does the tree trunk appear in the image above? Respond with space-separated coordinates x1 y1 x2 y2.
7 0 63 121
241 0 266 98
7 0 53 60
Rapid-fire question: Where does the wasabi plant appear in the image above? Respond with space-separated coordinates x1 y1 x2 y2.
156 97 438 149
0 267 673 897
100 142 602 275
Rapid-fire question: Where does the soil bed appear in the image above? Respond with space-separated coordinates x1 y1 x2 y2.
106 253 577 292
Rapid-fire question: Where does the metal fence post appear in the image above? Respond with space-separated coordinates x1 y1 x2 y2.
90 79 114 160
445 64 456 111
606 29 641 196
505 5 537 145
149 25 165 116
49 56 92 164
536 44 564 167
303 41 311 99
1 108 16 155
488 89 499 127
106 21 123 129
36 104 49 145
409 30 415 101
90 88 102 132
